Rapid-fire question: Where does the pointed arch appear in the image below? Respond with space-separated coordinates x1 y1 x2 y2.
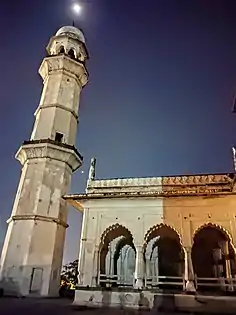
114 236 135 261
144 224 184 286
68 48 76 59
113 236 136 274
193 223 235 250
144 223 183 249
57 45 65 54
100 223 134 248
192 223 236 284
114 238 136 285
99 224 135 286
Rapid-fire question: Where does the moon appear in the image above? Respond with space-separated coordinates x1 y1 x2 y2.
72 3 82 15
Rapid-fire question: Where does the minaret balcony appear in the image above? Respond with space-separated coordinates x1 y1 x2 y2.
15 139 83 172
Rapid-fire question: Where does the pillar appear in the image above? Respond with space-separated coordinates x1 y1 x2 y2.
222 240 233 291
77 206 89 286
91 245 99 287
134 245 144 289
184 246 196 293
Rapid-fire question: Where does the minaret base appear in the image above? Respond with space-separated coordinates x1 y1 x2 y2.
0 139 83 297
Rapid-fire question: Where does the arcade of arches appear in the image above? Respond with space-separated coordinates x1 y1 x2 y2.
97 223 236 292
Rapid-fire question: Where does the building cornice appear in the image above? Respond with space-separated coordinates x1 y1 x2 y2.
87 173 234 188
64 184 235 200
85 173 235 194
63 173 236 211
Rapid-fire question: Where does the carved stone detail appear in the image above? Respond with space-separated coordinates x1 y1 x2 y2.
64 180 234 201
88 177 162 188
162 174 233 186
85 173 235 196
15 140 82 172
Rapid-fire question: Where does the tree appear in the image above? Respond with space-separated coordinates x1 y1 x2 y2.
61 259 78 285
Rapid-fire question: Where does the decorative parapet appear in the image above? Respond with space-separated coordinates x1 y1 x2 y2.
85 173 235 196
63 173 236 208
86 176 162 194
162 174 233 186
64 181 236 207
162 173 235 195
88 177 162 187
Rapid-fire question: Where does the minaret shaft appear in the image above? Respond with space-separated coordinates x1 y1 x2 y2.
0 26 88 297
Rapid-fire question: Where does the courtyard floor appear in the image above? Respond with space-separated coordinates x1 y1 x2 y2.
0 298 152 315
0 296 235 315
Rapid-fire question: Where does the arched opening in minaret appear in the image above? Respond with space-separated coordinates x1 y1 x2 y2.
58 46 65 54
192 224 236 293
99 224 135 287
68 48 76 60
144 224 184 291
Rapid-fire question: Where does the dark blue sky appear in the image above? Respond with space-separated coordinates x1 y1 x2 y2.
1 0 236 262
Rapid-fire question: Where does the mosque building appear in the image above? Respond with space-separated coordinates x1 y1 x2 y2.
1 25 236 309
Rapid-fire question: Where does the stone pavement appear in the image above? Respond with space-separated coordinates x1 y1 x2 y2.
0 298 145 315
0 297 194 315
0 296 235 315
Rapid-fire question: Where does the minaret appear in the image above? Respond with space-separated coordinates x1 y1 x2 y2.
233 148 236 170
0 26 89 296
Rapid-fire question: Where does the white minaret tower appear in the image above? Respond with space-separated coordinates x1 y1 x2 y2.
0 26 89 296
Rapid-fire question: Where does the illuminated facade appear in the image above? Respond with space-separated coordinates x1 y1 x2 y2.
65 163 236 308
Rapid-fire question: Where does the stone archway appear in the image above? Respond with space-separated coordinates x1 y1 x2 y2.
68 48 76 59
99 224 135 287
113 237 136 285
144 224 184 289
192 224 236 292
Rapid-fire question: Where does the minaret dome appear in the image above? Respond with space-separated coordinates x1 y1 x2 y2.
47 25 89 63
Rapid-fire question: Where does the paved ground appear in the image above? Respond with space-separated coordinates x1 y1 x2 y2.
0 298 150 315
0 297 200 315
0 297 235 315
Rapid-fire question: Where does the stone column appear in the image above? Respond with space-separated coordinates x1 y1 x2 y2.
184 246 196 293
77 208 89 286
110 255 115 276
213 248 223 277
145 258 150 287
91 245 99 287
153 253 159 285
224 242 232 277
221 241 233 291
77 239 86 286
134 245 144 289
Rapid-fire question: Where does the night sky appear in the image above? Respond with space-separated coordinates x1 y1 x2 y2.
1 0 236 263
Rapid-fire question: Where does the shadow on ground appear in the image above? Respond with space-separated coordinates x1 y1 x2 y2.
1 295 236 315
